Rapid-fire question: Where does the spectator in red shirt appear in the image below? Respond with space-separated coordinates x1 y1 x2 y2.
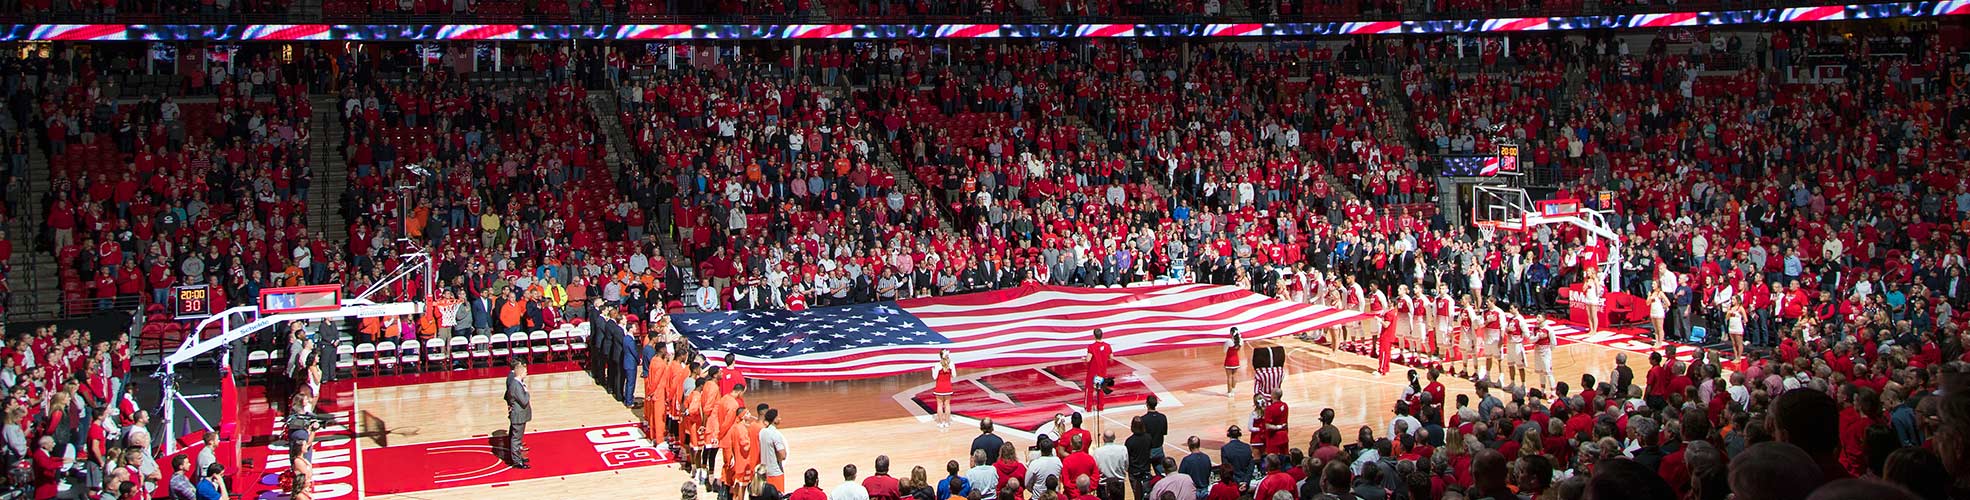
1644 350 1673 410
864 456 902 500
1838 386 1880 478
30 435 62 500
786 469 826 500
1253 455 1297 500
1059 434 1100 499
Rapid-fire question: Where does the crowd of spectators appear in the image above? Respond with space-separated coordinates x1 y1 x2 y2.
327 46 639 343
741 347 1966 500
13 48 320 323
615 25 1970 500
3 19 1970 500
0 325 156 500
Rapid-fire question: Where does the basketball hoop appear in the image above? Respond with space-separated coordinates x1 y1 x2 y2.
1475 221 1499 241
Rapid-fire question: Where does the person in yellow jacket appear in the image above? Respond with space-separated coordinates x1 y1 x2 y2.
542 281 568 312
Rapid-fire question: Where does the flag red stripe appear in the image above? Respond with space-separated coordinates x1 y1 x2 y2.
712 285 1369 381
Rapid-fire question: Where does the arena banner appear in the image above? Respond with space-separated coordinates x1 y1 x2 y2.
2 1 1967 41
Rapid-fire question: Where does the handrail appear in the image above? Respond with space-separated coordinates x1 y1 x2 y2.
4 293 145 322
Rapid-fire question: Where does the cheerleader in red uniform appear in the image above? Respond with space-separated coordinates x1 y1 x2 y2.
931 350 955 430
1223 328 1243 396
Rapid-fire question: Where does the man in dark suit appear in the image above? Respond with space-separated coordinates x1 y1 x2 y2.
602 310 628 401
584 298 604 373
505 359 533 469
662 262 688 304
618 320 641 408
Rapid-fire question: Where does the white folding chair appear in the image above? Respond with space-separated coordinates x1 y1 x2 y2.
469 334 493 367
508 331 532 359
569 329 590 362
376 341 398 374
548 329 570 361
334 344 356 377
528 331 549 361
397 341 420 373
488 333 511 364
354 343 377 375
447 336 471 366
424 338 447 371
246 351 270 377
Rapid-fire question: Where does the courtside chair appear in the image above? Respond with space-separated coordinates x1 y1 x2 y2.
354 342 377 375
569 327 590 364
334 344 356 377
376 341 398 375
508 332 531 360
488 333 511 365
447 336 471 367
528 331 549 362
246 350 271 378
397 341 420 374
469 334 493 368
548 329 570 361
425 338 447 371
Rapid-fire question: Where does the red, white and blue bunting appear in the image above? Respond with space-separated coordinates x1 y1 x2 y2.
4 1 1968 41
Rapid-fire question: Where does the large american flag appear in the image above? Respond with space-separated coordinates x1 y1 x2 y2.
1441 155 1503 177
678 284 1372 382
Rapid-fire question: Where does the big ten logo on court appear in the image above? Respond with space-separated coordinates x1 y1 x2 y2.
256 409 359 500
586 425 671 468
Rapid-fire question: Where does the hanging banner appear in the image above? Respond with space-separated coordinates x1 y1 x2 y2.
0 3 1965 41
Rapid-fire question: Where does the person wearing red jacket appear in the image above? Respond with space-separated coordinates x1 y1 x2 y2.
30 434 65 500
1059 435 1101 499
786 468 828 500
1254 456 1297 500
1837 386 1880 478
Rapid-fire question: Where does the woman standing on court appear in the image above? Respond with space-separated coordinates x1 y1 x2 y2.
1648 288 1669 347
932 349 955 430
1725 297 1747 367
1223 328 1242 397
1582 274 1605 334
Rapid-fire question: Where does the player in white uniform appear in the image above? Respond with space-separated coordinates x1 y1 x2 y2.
1417 287 1438 363
1506 304 1530 389
1530 313 1556 391
1482 301 1506 384
1346 277 1368 343
1458 295 1481 378
1394 285 1415 361
1367 287 1391 353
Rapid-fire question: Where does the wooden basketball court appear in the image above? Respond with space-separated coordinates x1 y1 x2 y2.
342 330 1653 500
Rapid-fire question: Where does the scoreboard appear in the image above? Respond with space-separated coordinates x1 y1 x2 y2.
258 284 344 315
174 285 212 319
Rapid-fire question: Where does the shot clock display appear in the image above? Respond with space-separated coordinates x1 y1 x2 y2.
174 285 213 319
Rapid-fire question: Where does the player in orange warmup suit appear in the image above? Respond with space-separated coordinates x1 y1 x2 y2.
644 349 671 436
721 407 760 493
